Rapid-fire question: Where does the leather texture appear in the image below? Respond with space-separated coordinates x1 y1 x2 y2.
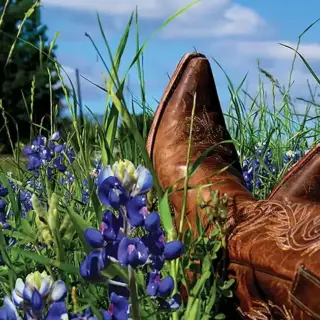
146 53 320 320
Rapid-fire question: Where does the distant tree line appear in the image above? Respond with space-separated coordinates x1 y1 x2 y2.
0 0 65 153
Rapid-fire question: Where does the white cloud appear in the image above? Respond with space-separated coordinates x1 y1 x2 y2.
42 0 265 38
232 41 320 61
206 39 320 118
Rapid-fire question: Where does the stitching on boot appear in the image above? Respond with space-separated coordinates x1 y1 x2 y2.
229 200 320 257
239 300 294 320
176 106 229 147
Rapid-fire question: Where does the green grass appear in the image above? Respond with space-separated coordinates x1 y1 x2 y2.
0 1 320 319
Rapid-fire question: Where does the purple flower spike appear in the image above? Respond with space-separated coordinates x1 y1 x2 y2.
150 254 165 271
144 211 160 232
23 146 34 156
158 276 174 298
126 195 148 227
97 165 114 186
54 144 64 153
30 290 43 317
142 229 165 256
98 176 129 210
50 131 61 141
50 280 67 302
101 210 122 241
163 241 184 261
0 199 6 211
105 292 129 320
26 156 41 171
85 228 105 248
147 271 160 297
147 273 174 298
0 186 8 197
34 136 47 147
46 301 68 320
80 250 108 283
0 297 19 320
118 237 148 269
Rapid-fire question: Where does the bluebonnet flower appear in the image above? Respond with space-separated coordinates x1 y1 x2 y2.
69 307 98 320
80 249 109 283
19 189 33 217
23 132 75 176
97 160 152 210
0 297 19 320
118 237 149 268
0 199 9 229
0 184 8 197
81 159 184 317
283 149 304 166
50 131 61 141
241 142 308 195
103 292 130 320
81 179 90 205
91 158 102 179
163 241 185 261
66 146 76 164
70 306 121 320
12 271 53 316
11 272 68 320
46 301 68 320
126 195 149 227
147 272 174 298
241 142 277 192
98 176 129 210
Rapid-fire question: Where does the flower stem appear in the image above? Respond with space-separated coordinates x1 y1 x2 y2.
122 207 140 320
128 265 141 320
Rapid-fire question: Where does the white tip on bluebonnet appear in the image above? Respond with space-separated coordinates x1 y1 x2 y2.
97 165 114 186
11 279 24 307
50 280 67 302
131 165 153 196
50 131 61 141
39 276 53 297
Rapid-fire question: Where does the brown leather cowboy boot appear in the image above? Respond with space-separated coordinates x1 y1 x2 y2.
146 53 320 320
268 144 320 204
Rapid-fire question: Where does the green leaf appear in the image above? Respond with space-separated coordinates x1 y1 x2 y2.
214 314 226 320
191 271 211 297
219 278 235 290
202 255 211 273
186 298 202 320
65 206 92 254
202 278 217 320
159 190 176 240
10 248 79 275
0 227 15 275
2 230 33 242
213 241 222 253
19 219 35 238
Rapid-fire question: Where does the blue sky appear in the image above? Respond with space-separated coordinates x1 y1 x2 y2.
41 0 320 116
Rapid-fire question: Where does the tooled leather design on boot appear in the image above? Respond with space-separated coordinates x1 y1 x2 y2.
146 53 320 319
228 199 320 319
